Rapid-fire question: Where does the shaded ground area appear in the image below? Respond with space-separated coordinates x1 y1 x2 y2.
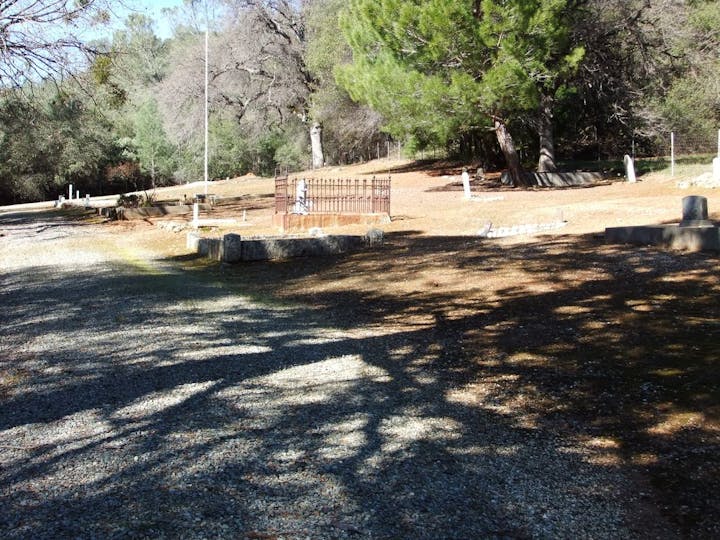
0 211 666 539
2 157 720 538
204 230 720 537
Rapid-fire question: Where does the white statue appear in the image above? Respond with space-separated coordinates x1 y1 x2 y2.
294 178 309 214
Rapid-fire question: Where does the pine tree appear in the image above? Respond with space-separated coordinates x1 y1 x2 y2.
338 0 584 185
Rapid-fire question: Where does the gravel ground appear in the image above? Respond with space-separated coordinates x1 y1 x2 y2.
0 209 677 539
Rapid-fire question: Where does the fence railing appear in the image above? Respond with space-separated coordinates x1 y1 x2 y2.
275 176 391 215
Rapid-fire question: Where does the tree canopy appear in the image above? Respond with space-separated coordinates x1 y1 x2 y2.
0 0 718 202
338 0 587 184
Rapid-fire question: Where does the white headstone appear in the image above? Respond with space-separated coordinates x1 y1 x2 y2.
713 157 720 183
193 202 199 225
461 168 472 199
85 194 90 208
624 155 636 183
68 184 73 199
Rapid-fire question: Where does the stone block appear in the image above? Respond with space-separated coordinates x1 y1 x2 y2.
221 234 243 263
680 195 712 227
605 225 720 251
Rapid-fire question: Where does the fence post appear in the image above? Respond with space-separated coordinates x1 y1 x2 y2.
671 131 675 177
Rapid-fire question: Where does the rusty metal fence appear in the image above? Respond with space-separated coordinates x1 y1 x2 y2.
275 176 391 215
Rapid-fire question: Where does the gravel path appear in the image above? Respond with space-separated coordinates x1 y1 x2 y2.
0 210 673 539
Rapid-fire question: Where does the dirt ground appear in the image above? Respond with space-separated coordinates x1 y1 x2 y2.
125 158 720 241
6 159 720 535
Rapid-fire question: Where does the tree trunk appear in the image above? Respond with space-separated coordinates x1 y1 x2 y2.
310 122 324 169
538 93 558 172
493 116 528 187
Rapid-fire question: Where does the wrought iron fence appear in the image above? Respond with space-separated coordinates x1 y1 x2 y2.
275 176 391 215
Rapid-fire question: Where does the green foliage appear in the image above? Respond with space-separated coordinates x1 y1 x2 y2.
133 99 176 185
338 0 584 149
209 117 251 179
273 129 308 172
256 131 290 177
658 1 720 141
0 86 120 204
305 0 385 164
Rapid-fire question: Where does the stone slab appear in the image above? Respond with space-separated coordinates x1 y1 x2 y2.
500 171 605 187
239 235 365 261
273 212 391 232
118 204 211 220
605 225 720 252
680 195 710 227
190 232 382 262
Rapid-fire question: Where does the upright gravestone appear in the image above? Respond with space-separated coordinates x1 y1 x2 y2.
461 168 472 199
624 155 636 183
680 195 713 227
68 184 74 200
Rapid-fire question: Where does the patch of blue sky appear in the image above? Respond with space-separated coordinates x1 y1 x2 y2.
79 0 186 43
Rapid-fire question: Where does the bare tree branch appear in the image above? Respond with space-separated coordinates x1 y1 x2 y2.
0 0 117 87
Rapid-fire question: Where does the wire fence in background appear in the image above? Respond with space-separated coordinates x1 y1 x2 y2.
669 129 720 177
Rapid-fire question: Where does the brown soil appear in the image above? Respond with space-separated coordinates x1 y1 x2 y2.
98 160 720 535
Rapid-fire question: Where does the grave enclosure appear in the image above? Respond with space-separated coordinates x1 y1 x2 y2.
273 175 391 231
605 195 720 251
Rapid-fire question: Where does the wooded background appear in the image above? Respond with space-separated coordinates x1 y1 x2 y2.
0 0 718 203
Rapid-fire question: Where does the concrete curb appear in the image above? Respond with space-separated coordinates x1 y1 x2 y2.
605 224 720 252
188 229 384 262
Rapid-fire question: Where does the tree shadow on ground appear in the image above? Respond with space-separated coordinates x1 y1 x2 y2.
204 230 720 536
1 258 654 538
1 225 718 537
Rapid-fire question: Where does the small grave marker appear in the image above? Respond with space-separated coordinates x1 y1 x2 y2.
624 155 636 183
461 168 472 199
680 195 713 227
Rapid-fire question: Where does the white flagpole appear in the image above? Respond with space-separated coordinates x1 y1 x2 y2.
204 24 209 195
